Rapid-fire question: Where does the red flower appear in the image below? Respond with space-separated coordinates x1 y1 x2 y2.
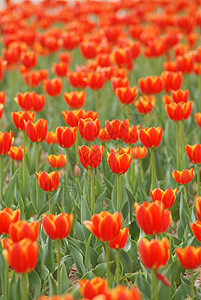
35 171 61 192
171 168 194 184
25 119 47 143
78 145 104 169
190 220 201 242
107 148 132 174
176 246 201 269
42 213 73 240
161 71 182 93
171 89 189 103
0 104 3 119
176 54 194 74
134 201 171 235
165 101 192 121
139 127 162 148
80 40 97 59
109 227 129 249
78 118 100 142
52 62 68 77
68 71 88 89
43 78 62 97
186 144 201 164
14 92 34 111
62 109 85 127
0 208 20 235
150 188 177 209
109 285 141 300
56 126 77 148
138 76 163 95
79 277 107 300
64 91 85 109
115 87 138 105
195 196 201 221
123 125 139 144
195 113 201 128
0 91 6 104
111 77 129 92
0 131 13 155
33 93 46 112
21 51 37 69
132 146 148 160
99 127 111 142
105 119 129 141
11 111 35 131
9 220 40 242
135 95 155 114
45 131 58 144
8 146 25 161
47 154 66 168
113 47 133 70
87 72 105 90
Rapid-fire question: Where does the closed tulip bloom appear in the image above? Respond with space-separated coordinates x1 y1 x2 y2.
14 92 34 111
98 127 111 142
165 101 192 121
68 71 88 89
123 125 139 144
171 168 194 184
52 62 68 77
190 221 201 242
83 211 122 242
139 127 163 148
0 208 20 235
21 51 37 69
195 196 201 221
176 246 201 269
11 111 35 131
138 238 170 269
42 213 73 240
87 72 105 90
62 109 85 127
35 171 60 192
132 146 148 160
43 78 62 97
195 113 201 128
78 145 104 169
134 201 171 235
80 40 97 59
138 76 163 95
3 238 38 273
25 119 47 143
115 86 138 105
107 148 132 174
111 77 129 92
33 93 46 112
171 89 189 103
186 144 201 164
8 146 25 161
63 91 85 109
105 119 129 141
109 227 129 249
84 110 98 120
0 131 13 155
176 54 194 74
56 126 77 148
45 131 58 144
135 95 155 114
150 188 177 209
79 277 107 299
78 118 100 142
161 71 183 94
108 285 141 300
9 220 40 242
47 154 66 168
113 47 133 70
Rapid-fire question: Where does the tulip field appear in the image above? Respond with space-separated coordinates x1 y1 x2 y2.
2 0 201 299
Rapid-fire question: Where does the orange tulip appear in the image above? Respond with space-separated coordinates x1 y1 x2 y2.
171 168 194 184
138 76 163 95
161 71 182 93
33 93 46 112
111 77 129 92
9 220 40 242
25 119 47 143
176 54 194 74
190 220 201 242
38 296 73 300
8 146 25 161
45 131 58 144
79 277 107 300
123 125 139 144
14 92 34 111
56 126 77 148
139 127 162 148
138 237 170 269
42 213 73 240
62 109 85 127
176 246 201 269
63 91 85 109
0 208 20 235
132 146 148 160
87 72 105 90
150 188 177 209
0 91 6 104
52 62 68 77
165 101 192 121
43 78 62 97
78 118 100 142
84 110 98 120
47 154 66 168
171 89 189 103
80 40 97 59
195 196 201 221
108 285 141 300
195 113 201 128
68 71 88 89
62 32 81 50
3 238 38 273
105 119 129 141
23 69 49 88
135 95 155 114
186 144 201 164
0 131 13 155
115 87 138 105
83 211 122 242
113 47 133 70
11 111 35 131
21 51 37 69
35 171 60 192
78 145 104 169
98 127 111 142
58 52 70 65
107 148 132 175
134 201 171 235
109 227 129 249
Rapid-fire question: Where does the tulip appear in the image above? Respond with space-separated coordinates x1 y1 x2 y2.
132 146 148 160
105 119 129 147
79 277 107 299
78 118 100 142
63 91 85 109
14 92 34 111
135 95 155 114
43 78 62 97
195 196 201 221
190 220 201 242
8 146 25 161
98 127 111 142
68 71 88 89
0 207 20 235
47 154 66 168
78 145 104 170
25 119 47 143
165 101 192 121
9 220 40 242
171 168 194 185
11 111 35 131
33 93 46 113
21 51 37 69
111 77 129 92
123 125 139 145
45 131 58 144
62 109 85 127
115 86 138 105
109 285 141 300
138 76 163 95
195 113 201 128
52 62 68 77
161 71 182 93
171 89 189 103
150 187 177 209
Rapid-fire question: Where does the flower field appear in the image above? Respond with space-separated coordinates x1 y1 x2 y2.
1 0 201 299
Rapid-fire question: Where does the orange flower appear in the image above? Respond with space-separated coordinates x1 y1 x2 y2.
135 95 155 114
23 69 49 88
139 127 162 148
161 71 183 94
138 76 163 95
176 246 201 269
185 144 201 164
80 40 97 59
9 220 40 242
79 277 107 300
150 188 177 209
45 131 58 144
132 146 148 160
195 113 201 128
190 220 201 242
171 168 194 184
0 104 3 119
0 131 13 155
62 109 85 127
165 101 192 121
21 51 37 69
58 52 70 65
176 54 194 74
105 119 129 141
111 77 129 92
83 211 122 242
33 93 46 112
47 154 66 168
43 78 62 97
195 196 201 221
38 296 73 300
63 91 85 109
87 72 105 90
138 238 170 269
113 47 133 70
56 126 77 148
98 127 111 142
84 110 98 120
62 32 81 50
52 62 68 77
14 92 34 111
123 125 139 144
108 285 141 300
78 145 104 170
115 86 138 105
8 146 25 161
109 227 129 249
11 111 35 131
0 208 20 235
78 118 100 142
171 89 189 103
68 71 88 89
3 238 38 273
0 91 6 104
25 119 47 143
42 213 73 240
107 148 132 174
35 171 60 192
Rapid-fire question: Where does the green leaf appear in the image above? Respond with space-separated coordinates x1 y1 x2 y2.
136 272 151 299
60 263 69 294
28 270 41 300
68 243 86 275
43 238 55 273
48 274 57 296
84 234 92 270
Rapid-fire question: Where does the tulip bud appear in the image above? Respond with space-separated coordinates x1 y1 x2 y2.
74 164 81 176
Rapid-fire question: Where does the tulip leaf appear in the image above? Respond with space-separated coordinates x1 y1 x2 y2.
43 238 55 273
3 168 17 206
28 270 41 300
84 233 92 270
95 188 106 214
93 262 113 278
68 243 86 275
48 273 57 296
119 249 133 273
60 263 69 294
136 272 151 299
14 187 25 219
63 283 81 298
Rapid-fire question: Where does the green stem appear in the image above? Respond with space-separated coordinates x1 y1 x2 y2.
191 269 195 300
96 90 99 116
176 122 180 170
36 142 39 213
127 105 130 120
151 269 158 300
90 169 95 215
116 249 120 285
105 242 110 287
181 120 185 158
66 148 69 185
57 240 61 295
75 135 78 164
197 164 200 197
23 131 26 201
151 148 155 189
53 97 57 129
48 192 52 214
21 273 28 300
117 174 121 211
5 260 8 300
140 160 144 182
118 140 120 153
0 155 3 201
28 138 31 163
184 184 188 205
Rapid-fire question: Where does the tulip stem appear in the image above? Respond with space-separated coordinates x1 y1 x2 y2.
118 140 120 153
117 174 121 211
181 120 185 158
151 148 155 189
23 131 26 201
127 105 130 120
75 135 78 164
176 122 179 170
48 192 52 214
57 240 61 295
116 249 120 285
0 155 3 201
140 160 144 182
66 148 69 185
90 169 95 215
151 269 158 300
191 269 195 300
96 90 99 116
105 242 110 287
5 260 8 300
53 97 57 129
184 184 188 205
21 273 28 300
197 164 200 197
36 142 39 213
